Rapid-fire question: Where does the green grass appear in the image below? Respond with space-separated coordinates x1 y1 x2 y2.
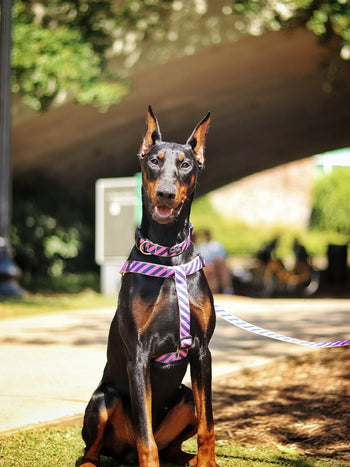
19 272 101 294
0 290 117 320
0 426 346 467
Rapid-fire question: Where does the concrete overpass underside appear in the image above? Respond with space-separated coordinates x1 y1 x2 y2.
12 28 350 199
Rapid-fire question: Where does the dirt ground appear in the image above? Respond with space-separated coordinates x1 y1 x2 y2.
212 346 350 462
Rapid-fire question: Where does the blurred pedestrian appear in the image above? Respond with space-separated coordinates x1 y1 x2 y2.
197 230 233 294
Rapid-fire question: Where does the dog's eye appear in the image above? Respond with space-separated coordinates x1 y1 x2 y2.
181 161 191 169
150 158 159 166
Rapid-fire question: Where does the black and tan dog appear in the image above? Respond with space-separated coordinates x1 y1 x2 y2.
81 107 216 466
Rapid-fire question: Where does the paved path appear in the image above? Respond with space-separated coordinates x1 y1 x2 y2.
0 296 349 434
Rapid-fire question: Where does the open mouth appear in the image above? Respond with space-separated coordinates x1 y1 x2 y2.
151 203 184 223
155 205 173 219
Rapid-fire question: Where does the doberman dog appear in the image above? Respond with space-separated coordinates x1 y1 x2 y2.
81 106 216 466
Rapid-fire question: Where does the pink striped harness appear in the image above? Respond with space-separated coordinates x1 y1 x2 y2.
120 229 203 363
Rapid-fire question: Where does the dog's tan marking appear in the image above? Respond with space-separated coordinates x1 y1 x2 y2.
143 172 158 202
190 294 213 332
155 398 197 451
174 179 195 208
108 399 136 451
136 382 159 466
83 405 114 464
132 294 167 335
190 380 216 466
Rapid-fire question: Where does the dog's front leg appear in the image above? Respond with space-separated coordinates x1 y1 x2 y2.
190 344 217 467
127 352 159 467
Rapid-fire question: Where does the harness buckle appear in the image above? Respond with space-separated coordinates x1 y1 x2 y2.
176 347 189 358
180 335 192 348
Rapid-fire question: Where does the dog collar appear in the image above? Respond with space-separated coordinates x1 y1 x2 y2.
120 255 204 363
135 224 193 257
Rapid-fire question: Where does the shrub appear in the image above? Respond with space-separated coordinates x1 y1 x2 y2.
310 169 350 235
11 175 96 282
191 194 348 259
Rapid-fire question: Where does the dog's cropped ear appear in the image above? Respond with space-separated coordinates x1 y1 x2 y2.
186 112 210 167
138 105 162 158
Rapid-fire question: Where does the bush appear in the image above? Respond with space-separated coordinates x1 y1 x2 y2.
19 272 99 294
11 175 97 283
191 194 348 259
310 169 350 235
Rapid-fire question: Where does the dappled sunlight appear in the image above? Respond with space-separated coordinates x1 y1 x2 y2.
213 347 350 462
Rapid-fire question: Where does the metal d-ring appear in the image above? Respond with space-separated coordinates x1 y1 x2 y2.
139 241 152 255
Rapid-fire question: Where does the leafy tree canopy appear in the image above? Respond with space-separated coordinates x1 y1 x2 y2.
10 0 350 112
11 0 132 111
234 0 350 60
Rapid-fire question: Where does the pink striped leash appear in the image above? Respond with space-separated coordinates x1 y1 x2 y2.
214 305 350 348
121 227 350 365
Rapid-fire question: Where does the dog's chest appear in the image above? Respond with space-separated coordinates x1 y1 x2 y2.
132 278 180 333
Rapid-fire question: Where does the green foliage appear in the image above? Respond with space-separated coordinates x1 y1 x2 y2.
10 1 350 113
310 169 350 235
14 0 117 55
12 1 128 111
306 0 350 55
11 0 182 111
19 272 100 294
191 194 348 259
191 195 275 256
234 0 350 61
11 175 96 282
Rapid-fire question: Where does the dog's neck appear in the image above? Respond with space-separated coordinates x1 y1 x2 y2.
140 193 193 247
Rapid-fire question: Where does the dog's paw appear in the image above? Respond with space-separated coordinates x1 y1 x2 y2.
188 455 218 467
79 457 99 467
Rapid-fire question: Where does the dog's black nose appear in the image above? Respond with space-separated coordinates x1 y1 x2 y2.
156 188 176 201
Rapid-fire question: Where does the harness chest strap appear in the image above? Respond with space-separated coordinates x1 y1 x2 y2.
120 255 204 363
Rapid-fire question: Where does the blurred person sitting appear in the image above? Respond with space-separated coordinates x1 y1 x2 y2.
256 237 287 295
287 238 312 287
257 237 279 264
197 230 233 294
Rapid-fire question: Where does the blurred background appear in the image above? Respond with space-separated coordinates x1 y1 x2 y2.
2 0 350 297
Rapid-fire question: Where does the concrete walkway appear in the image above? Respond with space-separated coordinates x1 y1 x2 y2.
0 296 349 434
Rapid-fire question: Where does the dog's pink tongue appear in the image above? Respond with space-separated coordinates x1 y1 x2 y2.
156 206 172 218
